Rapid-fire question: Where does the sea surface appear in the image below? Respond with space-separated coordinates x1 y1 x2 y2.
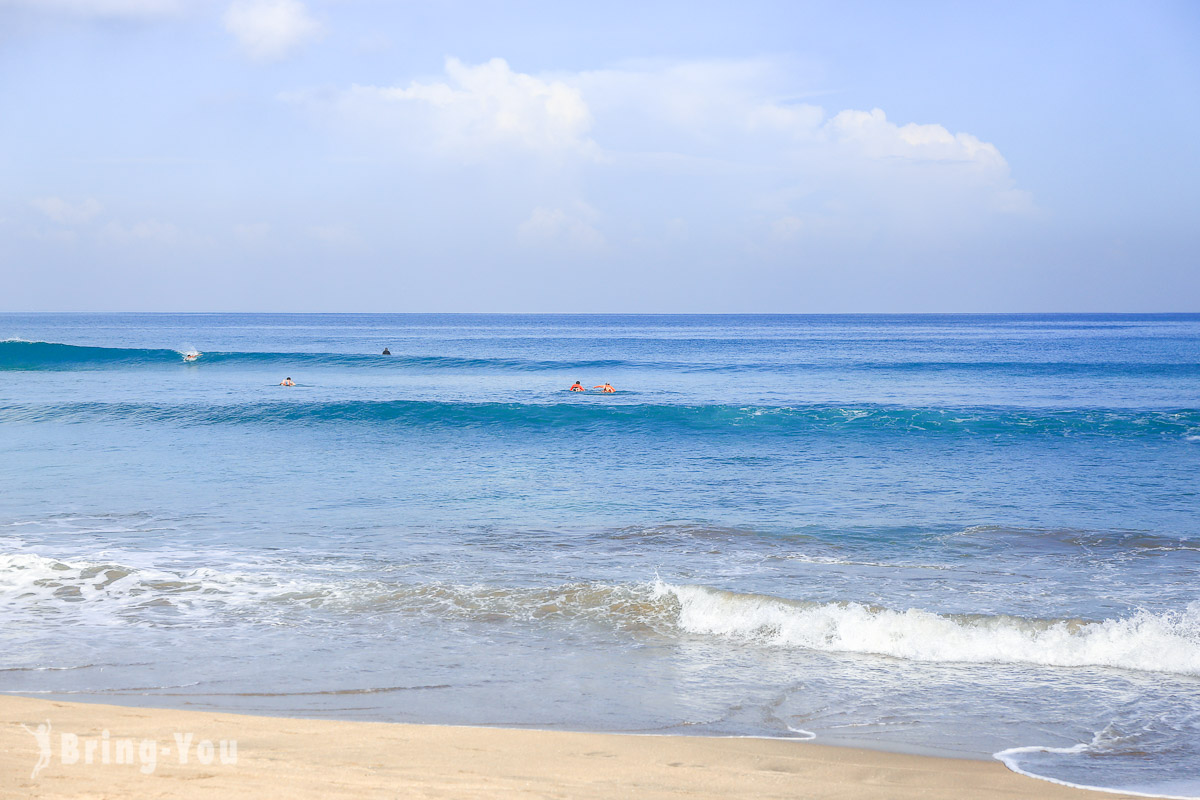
2 313 1198 797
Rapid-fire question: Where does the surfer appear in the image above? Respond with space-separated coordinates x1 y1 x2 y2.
183 352 199 362
280 377 295 386
569 381 585 392
382 348 391 355
593 382 616 393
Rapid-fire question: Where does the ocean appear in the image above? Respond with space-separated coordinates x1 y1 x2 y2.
2 313 1197 797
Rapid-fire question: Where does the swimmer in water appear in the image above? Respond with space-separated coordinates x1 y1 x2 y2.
280 377 295 386
382 348 391 355
593 382 615 393
183 352 199 362
569 381 585 392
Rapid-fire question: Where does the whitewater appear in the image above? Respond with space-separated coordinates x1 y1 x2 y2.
2 313 1198 797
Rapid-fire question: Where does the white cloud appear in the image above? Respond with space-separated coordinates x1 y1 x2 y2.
310 224 359 247
233 222 271 243
770 213 857 242
102 219 180 244
322 58 594 158
570 60 1032 231
518 205 604 251
575 61 1009 174
31 197 103 225
27 228 81 244
823 108 1005 166
308 56 1018 179
223 0 321 61
292 56 1031 262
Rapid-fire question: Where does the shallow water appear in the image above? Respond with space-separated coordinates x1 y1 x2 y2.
2 313 1198 796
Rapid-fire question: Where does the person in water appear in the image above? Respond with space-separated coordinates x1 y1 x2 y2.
382 348 391 355
280 377 295 386
593 382 615 393
569 381 585 391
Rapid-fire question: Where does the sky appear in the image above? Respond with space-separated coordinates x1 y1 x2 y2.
0 0 1197 312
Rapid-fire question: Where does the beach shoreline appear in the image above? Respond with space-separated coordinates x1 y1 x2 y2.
1 694 1140 799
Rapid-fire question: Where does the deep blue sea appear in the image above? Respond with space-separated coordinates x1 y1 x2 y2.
2 313 1198 797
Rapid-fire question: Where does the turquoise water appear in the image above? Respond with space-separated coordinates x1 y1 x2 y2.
2 313 1198 796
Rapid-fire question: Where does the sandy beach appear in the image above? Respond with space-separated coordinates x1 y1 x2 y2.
1 695 1140 799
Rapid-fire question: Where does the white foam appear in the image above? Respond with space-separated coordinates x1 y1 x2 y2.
652 581 1200 676
0 553 671 631
779 553 947 570
785 725 817 740
0 552 331 624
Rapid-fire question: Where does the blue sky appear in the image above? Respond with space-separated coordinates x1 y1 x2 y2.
1 0 1196 312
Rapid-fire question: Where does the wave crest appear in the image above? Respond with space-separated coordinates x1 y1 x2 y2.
2 398 1197 439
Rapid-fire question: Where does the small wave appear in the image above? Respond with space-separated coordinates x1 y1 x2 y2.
996 741 1200 799
0 340 652 372
7 339 1200 377
0 662 145 673
143 685 454 697
653 582 1200 676
2 398 1198 440
0 340 187 370
851 360 1200 377
948 526 1200 554
785 725 817 740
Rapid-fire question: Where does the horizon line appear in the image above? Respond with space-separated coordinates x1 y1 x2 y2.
2 310 1199 317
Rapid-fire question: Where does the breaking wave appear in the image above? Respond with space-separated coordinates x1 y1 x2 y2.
3 552 1197 676
6 339 1200 377
653 582 1200 676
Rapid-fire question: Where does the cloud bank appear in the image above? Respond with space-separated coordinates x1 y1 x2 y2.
31 197 103 225
292 57 1030 260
